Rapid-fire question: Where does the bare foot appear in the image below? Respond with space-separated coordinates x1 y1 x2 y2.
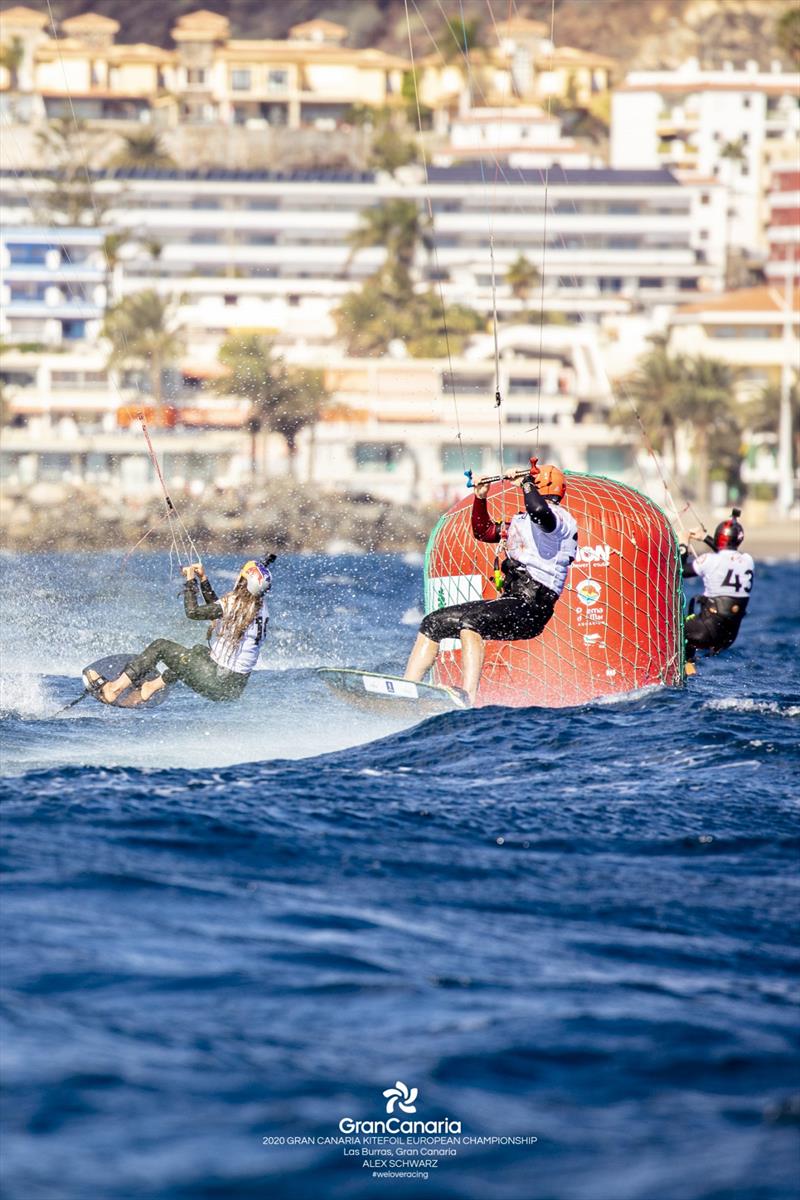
84 669 125 704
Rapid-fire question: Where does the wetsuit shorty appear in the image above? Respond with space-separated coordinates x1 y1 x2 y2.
420 481 576 644
123 578 250 702
682 546 753 663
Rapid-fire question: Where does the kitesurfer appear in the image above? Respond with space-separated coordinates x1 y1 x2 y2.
404 461 578 705
85 556 275 705
681 509 753 675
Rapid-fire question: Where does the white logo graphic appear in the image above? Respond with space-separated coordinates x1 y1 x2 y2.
383 1081 418 1114
576 579 602 606
575 543 612 565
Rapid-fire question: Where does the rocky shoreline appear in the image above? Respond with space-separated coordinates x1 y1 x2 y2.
1 481 796 559
0 481 441 555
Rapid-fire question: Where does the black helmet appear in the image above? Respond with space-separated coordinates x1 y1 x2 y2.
713 508 744 551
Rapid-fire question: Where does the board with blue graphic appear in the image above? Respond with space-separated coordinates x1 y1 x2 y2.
318 668 468 714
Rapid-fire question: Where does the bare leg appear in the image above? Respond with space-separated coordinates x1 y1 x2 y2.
404 633 440 682
460 628 486 705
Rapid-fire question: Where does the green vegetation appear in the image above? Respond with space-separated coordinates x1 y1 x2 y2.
0 36 24 90
34 119 111 226
108 131 176 170
102 289 183 405
216 332 329 475
506 254 540 302
336 199 482 357
776 7 800 65
617 340 742 505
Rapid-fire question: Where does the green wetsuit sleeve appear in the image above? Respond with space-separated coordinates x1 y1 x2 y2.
199 576 219 604
183 579 223 621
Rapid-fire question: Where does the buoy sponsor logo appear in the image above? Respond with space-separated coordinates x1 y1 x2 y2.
383 1081 418 1114
575 544 612 565
576 579 602 606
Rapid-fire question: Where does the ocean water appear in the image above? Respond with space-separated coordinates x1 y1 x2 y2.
1 551 798 1200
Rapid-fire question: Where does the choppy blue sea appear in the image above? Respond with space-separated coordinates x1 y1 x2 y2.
1 551 798 1200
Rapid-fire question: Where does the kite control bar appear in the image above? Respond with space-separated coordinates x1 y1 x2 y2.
465 458 539 489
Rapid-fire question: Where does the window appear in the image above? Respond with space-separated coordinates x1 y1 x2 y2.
743 96 751 108
8 244 48 266
441 372 491 395
60 319 87 340
51 369 107 389
586 446 632 476
223 294 237 306
440 444 489 473
187 68 206 85
639 277 664 289
267 69 288 92
231 68 251 91
700 192 710 205
508 376 540 394
354 443 405 471
39 453 73 480
9 283 47 301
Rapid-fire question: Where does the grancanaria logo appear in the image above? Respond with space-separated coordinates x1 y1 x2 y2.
383 1081 418 1114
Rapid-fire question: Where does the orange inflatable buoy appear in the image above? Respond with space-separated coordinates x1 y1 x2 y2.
424 473 684 708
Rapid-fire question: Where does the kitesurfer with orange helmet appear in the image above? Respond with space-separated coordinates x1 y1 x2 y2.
404 460 577 705
85 556 275 705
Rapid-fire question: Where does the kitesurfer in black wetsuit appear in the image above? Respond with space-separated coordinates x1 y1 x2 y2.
404 461 578 704
85 556 275 705
680 509 754 675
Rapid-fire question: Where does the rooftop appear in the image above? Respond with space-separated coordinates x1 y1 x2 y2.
677 285 800 315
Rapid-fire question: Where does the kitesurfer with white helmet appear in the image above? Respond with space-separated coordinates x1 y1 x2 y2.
680 509 753 674
404 459 578 705
85 555 275 705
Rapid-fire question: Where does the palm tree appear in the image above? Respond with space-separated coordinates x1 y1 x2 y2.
619 339 688 475
505 254 540 303
34 118 111 227
108 132 175 171
444 16 483 60
0 36 24 90
681 355 740 505
103 289 182 407
269 367 329 479
216 334 327 476
101 231 128 313
217 332 280 472
345 199 430 290
746 381 800 468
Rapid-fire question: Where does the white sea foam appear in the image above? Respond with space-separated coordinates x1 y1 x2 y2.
705 698 800 719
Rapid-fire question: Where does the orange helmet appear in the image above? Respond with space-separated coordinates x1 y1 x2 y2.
534 463 566 501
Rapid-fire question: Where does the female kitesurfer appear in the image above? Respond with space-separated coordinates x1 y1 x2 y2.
404 460 578 705
85 556 275 705
681 509 753 674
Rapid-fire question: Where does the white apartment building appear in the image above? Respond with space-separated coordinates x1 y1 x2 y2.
0 163 726 363
435 106 597 169
0 325 641 505
0 226 106 346
611 59 800 257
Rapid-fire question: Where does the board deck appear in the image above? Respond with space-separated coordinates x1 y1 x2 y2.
318 668 468 714
82 653 171 709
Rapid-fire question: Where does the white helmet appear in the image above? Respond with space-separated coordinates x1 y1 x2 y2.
238 558 273 597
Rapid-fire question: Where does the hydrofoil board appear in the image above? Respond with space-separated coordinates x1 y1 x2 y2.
318 668 468 714
82 653 171 709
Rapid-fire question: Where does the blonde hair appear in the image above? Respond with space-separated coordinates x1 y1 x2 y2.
214 576 261 649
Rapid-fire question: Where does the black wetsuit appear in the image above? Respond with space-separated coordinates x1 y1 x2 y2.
681 545 749 663
123 578 250 701
420 481 567 644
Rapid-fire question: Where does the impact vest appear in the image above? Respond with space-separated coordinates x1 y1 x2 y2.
209 596 267 674
504 504 578 596
692 550 755 600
